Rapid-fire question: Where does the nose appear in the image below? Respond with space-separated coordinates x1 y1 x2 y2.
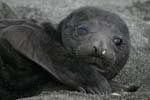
93 41 103 56
90 39 116 65
93 45 105 56
93 46 98 54
92 41 105 56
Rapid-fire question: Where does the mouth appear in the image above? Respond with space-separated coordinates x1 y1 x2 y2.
86 56 113 73
89 63 106 73
74 55 112 73
86 56 106 73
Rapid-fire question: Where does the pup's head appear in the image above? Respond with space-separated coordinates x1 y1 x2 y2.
58 7 130 79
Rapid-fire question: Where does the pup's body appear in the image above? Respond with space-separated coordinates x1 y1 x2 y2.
0 7 132 99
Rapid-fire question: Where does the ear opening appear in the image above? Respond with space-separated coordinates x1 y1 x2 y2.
41 22 62 44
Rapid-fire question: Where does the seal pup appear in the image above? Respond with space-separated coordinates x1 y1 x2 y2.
0 7 135 99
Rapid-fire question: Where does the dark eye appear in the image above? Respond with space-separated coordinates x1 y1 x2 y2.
76 27 88 36
113 37 123 46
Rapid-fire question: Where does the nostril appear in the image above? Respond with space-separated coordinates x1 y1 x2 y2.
93 46 97 53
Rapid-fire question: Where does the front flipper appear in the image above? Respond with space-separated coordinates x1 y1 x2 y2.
0 24 60 79
109 80 139 92
79 72 111 94
53 62 112 94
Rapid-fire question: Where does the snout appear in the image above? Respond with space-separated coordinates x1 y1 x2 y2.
75 40 116 73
